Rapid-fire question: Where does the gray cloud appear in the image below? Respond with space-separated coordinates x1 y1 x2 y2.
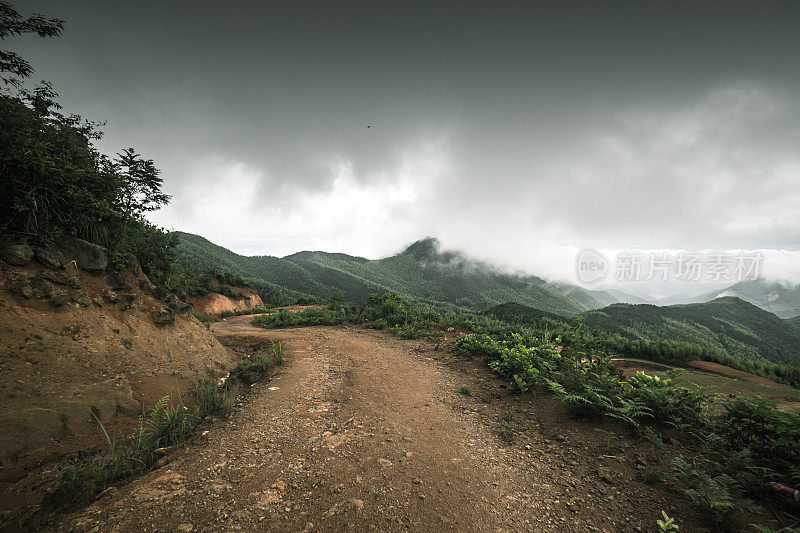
11 0 800 281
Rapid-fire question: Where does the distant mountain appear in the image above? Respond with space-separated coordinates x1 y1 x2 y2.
174 234 626 315
581 296 800 365
695 279 800 319
786 315 800 331
552 282 620 309
602 288 651 305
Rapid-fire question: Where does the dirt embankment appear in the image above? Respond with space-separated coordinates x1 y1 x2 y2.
0 241 238 514
189 286 264 316
687 360 786 388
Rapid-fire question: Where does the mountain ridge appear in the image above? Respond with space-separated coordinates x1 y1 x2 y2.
175 233 620 316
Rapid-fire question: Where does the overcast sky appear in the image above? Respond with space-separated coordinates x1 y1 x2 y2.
11 1 800 284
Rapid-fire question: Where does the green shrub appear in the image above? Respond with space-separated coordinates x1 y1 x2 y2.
671 456 743 529
628 372 704 428
453 333 503 357
457 385 472 396
712 395 800 484
193 377 236 418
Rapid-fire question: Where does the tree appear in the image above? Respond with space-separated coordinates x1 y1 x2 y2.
0 1 63 86
115 148 171 218
0 2 179 286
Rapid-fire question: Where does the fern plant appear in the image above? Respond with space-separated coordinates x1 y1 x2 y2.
657 511 679 532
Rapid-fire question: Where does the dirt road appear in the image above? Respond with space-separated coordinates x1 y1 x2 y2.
57 316 702 532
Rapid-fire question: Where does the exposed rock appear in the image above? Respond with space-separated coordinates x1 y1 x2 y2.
68 275 84 289
164 293 181 311
102 289 119 303
50 291 69 307
62 236 107 272
7 273 33 298
34 247 62 269
41 269 68 285
107 270 131 291
179 302 194 314
92 297 104 306
138 279 156 292
71 289 92 307
152 306 175 325
152 285 168 299
30 277 52 299
126 252 140 270
118 293 137 311
2 244 34 266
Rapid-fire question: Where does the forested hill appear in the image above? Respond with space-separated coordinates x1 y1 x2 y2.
174 233 620 315
580 296 800 365
708 280 800 319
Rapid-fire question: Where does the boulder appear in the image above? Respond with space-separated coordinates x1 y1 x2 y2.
34 247 62 270
151 306 175 325
107 271 131 291
164 293 181 311
30 277 52 299
125 253 140 273
152 285 168 299
41 269 68 285
50 291 69 307
67 276 84 289
179 302 194 314
71 289 91 307
7 273 33 298
2 244 34 266
62 237 107 272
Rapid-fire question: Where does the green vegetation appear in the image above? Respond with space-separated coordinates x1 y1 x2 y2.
457 385 472 396
657 511 679 532
1 2 171 272
193 377 237 418
582 298 800 365
500 408 516 443
0 8 260 305
0 4 176 297
175 233 624 315
482 301 573 330
228 342 285 384
705 279 800 319
40 342 284 522
480 300 800 388
175 233 800 376
252 292 447 340
47 388 223 511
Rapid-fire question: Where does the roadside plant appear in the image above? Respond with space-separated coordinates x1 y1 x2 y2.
657 511 679 532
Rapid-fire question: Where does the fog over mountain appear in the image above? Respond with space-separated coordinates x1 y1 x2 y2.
13 0 800 287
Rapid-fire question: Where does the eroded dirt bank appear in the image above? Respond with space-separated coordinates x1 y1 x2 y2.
58 316 707 532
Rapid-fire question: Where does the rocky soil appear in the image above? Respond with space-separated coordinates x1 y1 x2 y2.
189 287 264 317
0 240 237 519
